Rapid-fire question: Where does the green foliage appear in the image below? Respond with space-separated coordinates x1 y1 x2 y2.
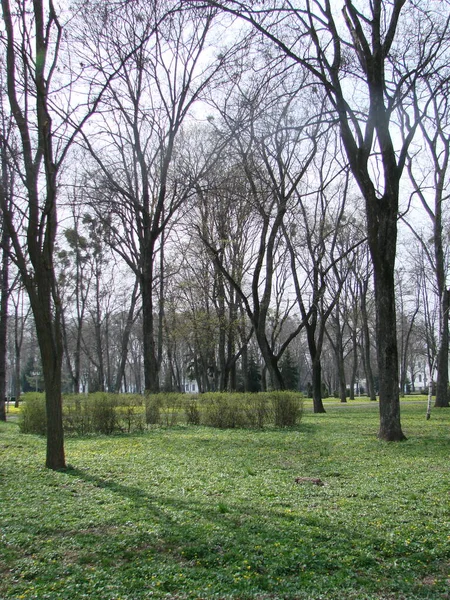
145 393 181 426
246 353 262 392
116 395 145 433
2 402 450 599
280 349 299 390
200 392 244 428
90 393 118 434
199 391 303 429
184 398 200 425
63 394 145 435
18 393 47 435
271 391 303 427
20 391 302 435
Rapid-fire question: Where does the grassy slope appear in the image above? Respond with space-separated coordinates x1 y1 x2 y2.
0 401 449 599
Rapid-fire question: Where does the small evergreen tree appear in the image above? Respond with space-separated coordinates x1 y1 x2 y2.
247 353 262 392
280 349 299 391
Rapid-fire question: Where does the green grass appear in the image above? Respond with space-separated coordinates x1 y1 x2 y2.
1 401 449 599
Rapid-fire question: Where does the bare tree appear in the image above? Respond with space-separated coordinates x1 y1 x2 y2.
401 70 450 407
0 107 13 420
191 0 450 438
0 0 72 467
78 3 230 392
283 143 361 412
0 0 139 466
199 67 319 389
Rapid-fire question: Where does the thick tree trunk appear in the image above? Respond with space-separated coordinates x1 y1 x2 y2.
114 281 139 393
255 329 284 390
369 203 405 441
142 274 160 393
311 356 326 413
435 289 449 407
0 230 9 421
30 283 65 470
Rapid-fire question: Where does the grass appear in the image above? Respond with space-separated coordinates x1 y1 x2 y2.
1 400 449 599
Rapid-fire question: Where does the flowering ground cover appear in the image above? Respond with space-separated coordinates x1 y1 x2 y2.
1 400 449 599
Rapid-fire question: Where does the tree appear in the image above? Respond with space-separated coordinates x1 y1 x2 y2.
57 203 92 394
200 66 319 389
78 3 229 393
0 0 143 466
280 349 299 391
355 248 377 401
191 0 450 439
401 69 450 407
0 0 70 468
395 267 420 397
0 108 13 420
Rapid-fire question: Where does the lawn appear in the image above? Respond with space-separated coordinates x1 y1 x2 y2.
1 400 449 599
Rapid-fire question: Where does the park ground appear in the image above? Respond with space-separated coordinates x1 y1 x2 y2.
0 398 449 599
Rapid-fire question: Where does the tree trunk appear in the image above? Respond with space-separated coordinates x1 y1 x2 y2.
114 280 139 393
305 316 326 413
333 324 347 403
255 328 284 390
142 283 160 393
338 357 347 403
370 203 405 441
30 281 65 470
435 289 449 407
359 279 377 401
311 355 326 413
349 332 358 400
0 227 9 421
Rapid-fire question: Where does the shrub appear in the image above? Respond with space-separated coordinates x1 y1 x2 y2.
201 393 246 428
184 398 200 425
145 393 182 426
63 393 145 435
18 391 303 436
116 395 145 433
241 393 270 428
198 392 303 429
89 393 119 434
63 394 91 435
145 394 161 425
18 393 47 435
270 391 303 427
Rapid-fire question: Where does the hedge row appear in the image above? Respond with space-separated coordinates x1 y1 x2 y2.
18 391 303 436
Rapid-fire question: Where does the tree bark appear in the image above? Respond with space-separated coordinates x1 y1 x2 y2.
1 0 66 468
142 288 160 393
435 288 449 407
114 280 139 393
0 229 8 421
369 202 405 440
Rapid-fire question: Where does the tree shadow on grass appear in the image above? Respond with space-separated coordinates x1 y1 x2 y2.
59 465 435 599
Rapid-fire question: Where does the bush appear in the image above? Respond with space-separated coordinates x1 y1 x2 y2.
270 391 303 427
63 395 92 435
63 393 145 435
18 393 47 435
184 398 200 425
89 393 119 434
145 393 181 426
18 391 303 436
201 393 245 428
145 394 161 425
198 391 303 429
241 393 270 429
116 395 145 433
